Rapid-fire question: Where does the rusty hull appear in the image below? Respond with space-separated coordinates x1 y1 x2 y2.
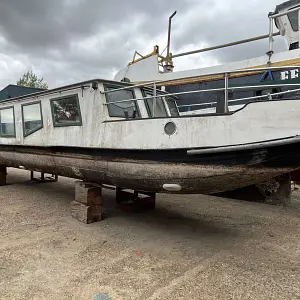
0 148 294 194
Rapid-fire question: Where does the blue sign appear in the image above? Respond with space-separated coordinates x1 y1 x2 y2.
260 70 274 82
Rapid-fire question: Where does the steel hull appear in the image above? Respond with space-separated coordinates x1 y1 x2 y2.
0 145 298 194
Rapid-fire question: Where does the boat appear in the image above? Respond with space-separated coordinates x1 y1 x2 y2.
0 0 300 198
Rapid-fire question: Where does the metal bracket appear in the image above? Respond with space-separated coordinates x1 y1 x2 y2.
260 69 274 82
30 171 58 183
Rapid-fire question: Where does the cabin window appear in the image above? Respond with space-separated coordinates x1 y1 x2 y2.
104 86 140 119
50 95 82 127
143 90 168 117
288 7 300 32
22 102 43 137
0 107 15 137
165 97 179 116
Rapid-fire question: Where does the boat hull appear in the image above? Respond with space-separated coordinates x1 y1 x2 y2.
0 143 299 194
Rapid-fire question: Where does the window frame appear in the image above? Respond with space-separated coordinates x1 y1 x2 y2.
287 6 300 32
141 88 168 118
21 101 43 137
104 84 141 119
0 106 16 138
50 94 82 127
165 96 180 117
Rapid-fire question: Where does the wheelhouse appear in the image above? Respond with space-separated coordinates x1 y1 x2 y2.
102 81 180 119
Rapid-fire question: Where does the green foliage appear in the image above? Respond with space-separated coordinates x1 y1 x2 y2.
17 70 48 89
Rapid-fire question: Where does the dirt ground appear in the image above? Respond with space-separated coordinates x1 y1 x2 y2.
0 168 300 300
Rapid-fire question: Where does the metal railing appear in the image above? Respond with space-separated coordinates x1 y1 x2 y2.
169 6 300 61
172 32 280 59
177 87 300 110
102 65 300 116
102 6 300 116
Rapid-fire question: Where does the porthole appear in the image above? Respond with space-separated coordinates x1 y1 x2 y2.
164 121 176 135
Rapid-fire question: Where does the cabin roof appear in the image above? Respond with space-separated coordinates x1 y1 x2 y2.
275 0 300 13
0 79 134 104
0 85 45 101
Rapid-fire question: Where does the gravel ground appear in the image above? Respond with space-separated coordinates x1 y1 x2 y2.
0 168 300 300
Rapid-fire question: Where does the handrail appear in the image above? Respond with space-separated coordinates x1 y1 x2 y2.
162 7 297 62
104 87 225 105
172 33 280 59
269 6 300 19
104 64 300 116
229 87 300 104
104 6 300 117
177 87 300 109
102 65 300 95
104 83 300 106
168 6 300 70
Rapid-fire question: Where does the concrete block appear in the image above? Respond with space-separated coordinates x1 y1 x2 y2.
74 181 102 206
71 201 102 224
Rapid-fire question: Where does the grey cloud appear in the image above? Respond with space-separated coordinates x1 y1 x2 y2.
172 0 286 63
0 0 290 89
0 0 188 88
0 0 187 50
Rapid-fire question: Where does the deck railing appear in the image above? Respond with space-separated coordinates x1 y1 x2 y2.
167 6 300 62
102 65 300 116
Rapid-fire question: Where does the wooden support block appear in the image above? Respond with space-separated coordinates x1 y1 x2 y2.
0 166 7 186
75 181 102 206
71 201 102 224
72 181 103 223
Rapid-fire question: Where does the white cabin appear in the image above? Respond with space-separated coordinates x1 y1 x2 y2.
275 0 300 50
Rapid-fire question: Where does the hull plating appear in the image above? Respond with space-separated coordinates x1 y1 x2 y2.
0 147 296 194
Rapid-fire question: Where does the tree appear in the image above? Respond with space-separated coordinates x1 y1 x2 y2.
17 70 48 89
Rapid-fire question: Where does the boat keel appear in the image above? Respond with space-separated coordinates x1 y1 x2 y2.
256 173 291 205
214 173 292 205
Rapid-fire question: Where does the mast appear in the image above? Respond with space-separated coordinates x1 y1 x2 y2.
163 11 177 73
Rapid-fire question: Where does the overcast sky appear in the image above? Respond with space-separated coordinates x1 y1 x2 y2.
0 0 285 89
